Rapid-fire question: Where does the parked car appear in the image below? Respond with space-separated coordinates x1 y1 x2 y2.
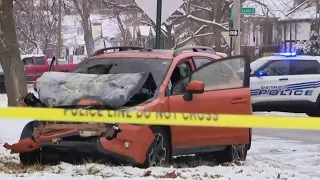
47 58 68 65
21 54 78 82
249 52 320 117
5 46 252 167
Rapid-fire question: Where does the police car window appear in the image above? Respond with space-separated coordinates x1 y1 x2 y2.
172 57 244 93
262 60 290 76
291 60 320 75
193 57 211 69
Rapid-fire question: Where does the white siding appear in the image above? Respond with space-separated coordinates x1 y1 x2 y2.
242 22 261 46
94 38 113 50
243 21 312 47
94 38 104 50
295 22 310 41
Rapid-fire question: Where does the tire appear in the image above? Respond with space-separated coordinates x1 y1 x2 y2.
20 121 59 166
214 144 248 164
19 121 42 166
144 127 171 167
306 111 320 117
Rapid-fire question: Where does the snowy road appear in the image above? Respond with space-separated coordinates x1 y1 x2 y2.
253 112 320 144
253 128 320 144
0 94 319 179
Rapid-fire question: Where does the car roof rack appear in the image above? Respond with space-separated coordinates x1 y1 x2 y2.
173 46 217 57
91 46 152 57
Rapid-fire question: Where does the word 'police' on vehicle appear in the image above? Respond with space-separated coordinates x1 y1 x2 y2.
255 86 313 96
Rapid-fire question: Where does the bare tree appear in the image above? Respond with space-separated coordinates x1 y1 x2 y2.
72 0 95 56
101 0 143 43
14 0 59 55
0 0 28 106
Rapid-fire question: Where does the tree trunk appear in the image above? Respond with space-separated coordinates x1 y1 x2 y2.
213 0 222 51
116 13 126 41
0 0 28 106
164 25 174 49
82 0 94 56
43 37 49 55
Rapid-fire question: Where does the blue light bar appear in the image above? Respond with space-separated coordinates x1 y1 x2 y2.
279 52 296 56
271 52 297 57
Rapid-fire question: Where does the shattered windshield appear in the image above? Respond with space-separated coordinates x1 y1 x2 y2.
72 58 172 86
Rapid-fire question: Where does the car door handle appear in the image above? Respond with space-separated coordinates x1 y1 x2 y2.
231 99 248 104
279 78 288 81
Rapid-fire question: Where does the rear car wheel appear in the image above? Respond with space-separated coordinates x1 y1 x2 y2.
144 127 171 167
214 144 248 163
19 121 42 166
306 111 320 117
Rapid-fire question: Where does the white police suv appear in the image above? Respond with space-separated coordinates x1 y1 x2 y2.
250 52 320 116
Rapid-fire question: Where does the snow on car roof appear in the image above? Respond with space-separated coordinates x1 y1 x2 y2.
21 54 45 59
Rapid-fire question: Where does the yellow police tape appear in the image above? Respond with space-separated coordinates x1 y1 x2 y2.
0 107 319 130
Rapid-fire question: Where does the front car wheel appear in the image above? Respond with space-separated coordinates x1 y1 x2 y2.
144 127 171 167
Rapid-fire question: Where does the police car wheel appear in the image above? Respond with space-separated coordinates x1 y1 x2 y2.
306 111 320 117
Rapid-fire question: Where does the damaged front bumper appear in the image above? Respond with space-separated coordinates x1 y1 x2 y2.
4 123 155 166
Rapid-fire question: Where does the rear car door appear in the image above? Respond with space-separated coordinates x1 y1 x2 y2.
22 57 36 82
34 56 49 79
289 60 320 103
168 56 251 149
250 60 292 104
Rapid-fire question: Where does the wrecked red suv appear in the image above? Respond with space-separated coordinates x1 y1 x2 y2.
4 46 252 167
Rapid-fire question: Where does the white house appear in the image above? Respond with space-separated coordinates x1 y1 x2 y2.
237 0 317 57
62 14 122 62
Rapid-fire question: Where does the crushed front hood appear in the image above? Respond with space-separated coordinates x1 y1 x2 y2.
36 71 156 109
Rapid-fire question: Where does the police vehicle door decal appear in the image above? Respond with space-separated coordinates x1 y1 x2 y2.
251 81 317 96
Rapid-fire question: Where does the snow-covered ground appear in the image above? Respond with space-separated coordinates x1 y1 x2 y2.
0 93 319 179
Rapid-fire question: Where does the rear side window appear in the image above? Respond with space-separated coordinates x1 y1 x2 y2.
290 60 320 75
35 57 46 65
22 58 34 65
193 57 211 69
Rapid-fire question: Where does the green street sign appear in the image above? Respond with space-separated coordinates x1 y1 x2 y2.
240 8 256 14
230 6 255 20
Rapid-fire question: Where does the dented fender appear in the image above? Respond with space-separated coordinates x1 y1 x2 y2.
3 138 41 154
3 123 156 165
100 124 155 164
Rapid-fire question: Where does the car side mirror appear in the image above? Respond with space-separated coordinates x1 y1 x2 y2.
184 80 204 101
186 80 205 94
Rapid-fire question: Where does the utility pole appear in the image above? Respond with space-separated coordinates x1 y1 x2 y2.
316 0 320 33
233 0 241 55
57 0 62 70
155 0 162 49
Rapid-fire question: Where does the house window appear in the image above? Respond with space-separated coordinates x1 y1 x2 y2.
262 22 273 46
311 21 318 32
77 28 83 35
75 46 85 55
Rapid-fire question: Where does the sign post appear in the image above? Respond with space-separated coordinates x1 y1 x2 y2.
135 0 183 49
155 0 162 49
